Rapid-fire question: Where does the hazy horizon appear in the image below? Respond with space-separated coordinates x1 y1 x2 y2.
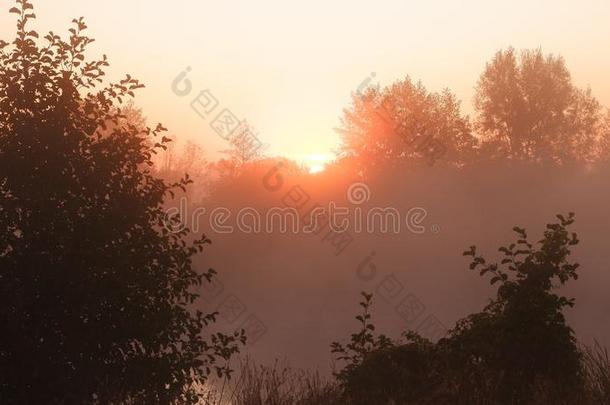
2 0 609 166
3 1 610 402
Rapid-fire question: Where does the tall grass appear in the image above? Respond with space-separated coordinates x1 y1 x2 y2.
196 342 610 405
583 341 610 403
198 358 341 405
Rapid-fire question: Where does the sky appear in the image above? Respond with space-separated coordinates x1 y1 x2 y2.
1 0 609 164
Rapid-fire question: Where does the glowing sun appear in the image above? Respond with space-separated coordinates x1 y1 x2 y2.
303 153 333 174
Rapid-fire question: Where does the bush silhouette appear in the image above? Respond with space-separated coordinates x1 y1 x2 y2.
446 212 584 403
0 1 243 403
333 214 587 404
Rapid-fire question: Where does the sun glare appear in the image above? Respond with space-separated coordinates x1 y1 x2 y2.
303 154 333 174
309 163 325 174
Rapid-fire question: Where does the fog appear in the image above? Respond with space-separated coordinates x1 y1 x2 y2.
169 160 610 372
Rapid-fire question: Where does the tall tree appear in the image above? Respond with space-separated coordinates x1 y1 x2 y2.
338 77 477 175
0 1 242 403
475 48 603 164
599 109 610 162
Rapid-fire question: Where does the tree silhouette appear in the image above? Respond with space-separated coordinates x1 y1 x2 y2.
215 121 266 182
475 48 603 164
333 214 586 404
0 1 243 403
599 109 610 162
338 77 477 176
451 212 584 403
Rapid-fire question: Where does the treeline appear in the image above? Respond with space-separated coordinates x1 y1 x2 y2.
337 48 610 174
159 47 610 200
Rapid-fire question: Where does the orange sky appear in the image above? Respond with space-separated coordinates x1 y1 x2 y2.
1 0 609 164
